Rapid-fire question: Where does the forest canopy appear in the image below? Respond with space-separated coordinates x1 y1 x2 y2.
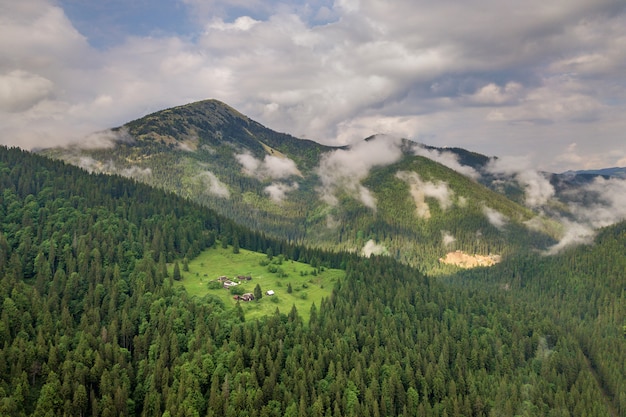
0 146 624 417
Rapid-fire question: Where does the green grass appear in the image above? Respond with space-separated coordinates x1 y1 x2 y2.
172 245 344 322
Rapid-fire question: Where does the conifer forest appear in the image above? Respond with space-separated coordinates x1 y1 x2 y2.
0 145 624 417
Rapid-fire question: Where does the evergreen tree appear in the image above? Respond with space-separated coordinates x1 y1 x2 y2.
173 261 182 281
232 236 240 254
254 283 262 301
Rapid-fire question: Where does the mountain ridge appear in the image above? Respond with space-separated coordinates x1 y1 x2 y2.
41 99 563 272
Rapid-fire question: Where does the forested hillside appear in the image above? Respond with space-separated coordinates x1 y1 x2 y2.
447 222 626 415
1 147 622 416
43 100 554 273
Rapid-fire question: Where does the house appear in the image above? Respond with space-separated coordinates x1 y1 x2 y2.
241 293 255 302
223 280 238 289
238 275 252 281
217 276 229 282
234 293 254 302
266 290 275 296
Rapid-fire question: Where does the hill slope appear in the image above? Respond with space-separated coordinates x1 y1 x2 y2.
42 100 554 272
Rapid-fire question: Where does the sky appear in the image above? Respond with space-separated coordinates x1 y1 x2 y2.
1 0 626 172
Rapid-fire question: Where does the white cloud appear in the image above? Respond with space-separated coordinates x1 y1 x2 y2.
235 152 261 175
236 152 301 180
72 128 134 150
264 155 302 178
264 181 298 203
464 82 523 106
75 156 106 173
316 135 403 209
556 142 626 171
544 220 595 256
441 231 456 247
396 170 455 218
178 142 194 152
0 70 54 112
413 144 480 179
540 177 626 255
120 166 152 180
1 0 625 172
196 171 230 198
568 177 626 228
486 156 555 207
361 239 388 257
482 206 509 229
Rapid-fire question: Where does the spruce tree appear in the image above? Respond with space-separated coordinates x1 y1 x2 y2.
173 261 181 281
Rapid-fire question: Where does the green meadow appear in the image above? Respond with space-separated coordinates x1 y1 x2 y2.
173 244 345 321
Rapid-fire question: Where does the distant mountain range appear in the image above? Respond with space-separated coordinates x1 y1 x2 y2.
40 99 622 273
561 167 626 179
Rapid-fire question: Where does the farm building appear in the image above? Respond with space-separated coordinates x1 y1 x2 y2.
240 293 254 302
233 293 255 302
222 280 238 289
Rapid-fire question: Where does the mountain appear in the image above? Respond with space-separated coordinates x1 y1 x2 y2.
42 99 556 273
562 166 626 179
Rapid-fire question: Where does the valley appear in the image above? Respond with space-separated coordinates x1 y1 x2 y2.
0 99 624 416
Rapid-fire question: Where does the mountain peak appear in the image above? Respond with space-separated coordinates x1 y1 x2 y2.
173 99 250 121
120 99 255 145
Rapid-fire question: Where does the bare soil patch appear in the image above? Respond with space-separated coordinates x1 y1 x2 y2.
439 251 501 268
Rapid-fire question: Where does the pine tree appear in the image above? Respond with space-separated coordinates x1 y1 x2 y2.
173 261 181 281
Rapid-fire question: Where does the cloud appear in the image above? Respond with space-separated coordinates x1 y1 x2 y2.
463 82 523 106
556 142 626 171
120 166 152 180
69 155 153 181
441 231 456 247
62 153 152 181
1 0 626 172
361 239 388 257
264 181 298 203
0 70 54 112
264 155 302 178
486 156 555 207
196 171 230 198
482 206 509 229
540 177 626 255
235 152 261 175
236 152 301 180
413 144 480 179
71 128 134 150
73 156 109 173
316 135 403 209
568 177 626 228
177 140 197 152
396 171 454 218
544 220 595 256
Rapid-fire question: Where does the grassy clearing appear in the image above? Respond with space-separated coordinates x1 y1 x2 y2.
172 245 344 322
